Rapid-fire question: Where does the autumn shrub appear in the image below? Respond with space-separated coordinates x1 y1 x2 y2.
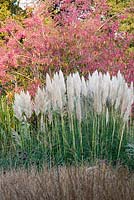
0 0 134 94
108 0 134 33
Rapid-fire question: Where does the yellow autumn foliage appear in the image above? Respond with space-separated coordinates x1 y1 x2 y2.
108 0 134 33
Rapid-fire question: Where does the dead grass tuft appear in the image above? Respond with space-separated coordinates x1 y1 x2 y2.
0 165 134 200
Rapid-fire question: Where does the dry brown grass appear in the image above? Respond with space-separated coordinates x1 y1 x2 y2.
0 165 134 200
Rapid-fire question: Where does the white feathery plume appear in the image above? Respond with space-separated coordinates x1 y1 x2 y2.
14 91 33 120
102 72 111 106
53 72 59 81
73 72 81 98
115 75 125 110
34 87 42 116
109 76 119 106
46 74 53 112
34 87 48 116
96 72 103 114
13 93 23 120
46 73 52 94
67 74 75 113
51 79 58 111
46 73 53 112
123 82 134 122
87 72 94 100
57 86 63 111
123 104 132 122
58 70 66 107
117 70 124 82
97 72 103 114
87 70 99 102
81 76 87 97
21 91 33 119
13 70 134 123
59 70 66 96
129 82 134 106
54 72 62 106
120 83 130 117
90 70 102 114
114 94 121 111
73 72 82 121
51 73 63 111
130 82 134 106
87 71 97 95
81 76 88 119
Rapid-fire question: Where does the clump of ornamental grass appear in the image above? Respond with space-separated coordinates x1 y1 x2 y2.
0 165 134 200
10 70 134 168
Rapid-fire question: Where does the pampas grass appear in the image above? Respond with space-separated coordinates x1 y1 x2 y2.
0 70 134 169
14 70 134 123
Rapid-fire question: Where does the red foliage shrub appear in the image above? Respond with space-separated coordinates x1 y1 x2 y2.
0 0 133 91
